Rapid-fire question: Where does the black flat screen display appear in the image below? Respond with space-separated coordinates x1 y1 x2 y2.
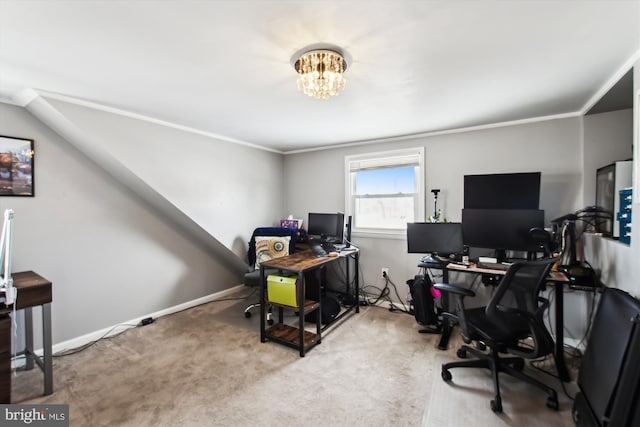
464 172 541 210
307 212 344 242
462 209 544 251
407 222 464 255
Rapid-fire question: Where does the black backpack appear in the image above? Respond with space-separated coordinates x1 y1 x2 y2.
408 274 440 333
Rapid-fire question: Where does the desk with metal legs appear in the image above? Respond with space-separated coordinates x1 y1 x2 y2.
259 249 359 357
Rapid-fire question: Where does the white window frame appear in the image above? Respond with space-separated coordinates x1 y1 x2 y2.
345 147 425 239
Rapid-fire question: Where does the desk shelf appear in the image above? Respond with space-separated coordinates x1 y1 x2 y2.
264 298 321 355
267 299 319 312
265 323 319 350
259 249 360 357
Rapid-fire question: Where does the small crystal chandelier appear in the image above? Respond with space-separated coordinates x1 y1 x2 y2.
294 49 347 99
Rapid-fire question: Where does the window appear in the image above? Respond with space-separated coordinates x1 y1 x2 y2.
345 148 424 237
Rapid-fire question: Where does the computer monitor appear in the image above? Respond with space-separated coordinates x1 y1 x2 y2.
407 222 464 256
464 172 541 210
462 209 544 254
307 212 344 243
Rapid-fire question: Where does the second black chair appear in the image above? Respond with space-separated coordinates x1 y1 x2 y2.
433 257 559 413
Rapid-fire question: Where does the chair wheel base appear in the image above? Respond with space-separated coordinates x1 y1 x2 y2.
244 311 251 318
491 398 502 413
512 359 525 371
547 396 559 410
442 369 452 382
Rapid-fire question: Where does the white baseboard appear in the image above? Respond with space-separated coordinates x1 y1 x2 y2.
29 288 583 361
50 284 246 356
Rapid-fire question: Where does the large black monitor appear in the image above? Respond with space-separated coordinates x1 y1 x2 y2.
407 222 464 256
307 212 344 243
464 172 541 210
462 209 544 253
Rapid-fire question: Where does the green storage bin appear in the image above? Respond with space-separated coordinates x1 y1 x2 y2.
267 274 299 307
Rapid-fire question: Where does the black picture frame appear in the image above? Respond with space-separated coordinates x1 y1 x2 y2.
0 135 34 197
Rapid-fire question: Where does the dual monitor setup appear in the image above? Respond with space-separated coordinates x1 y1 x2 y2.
408 172 545 263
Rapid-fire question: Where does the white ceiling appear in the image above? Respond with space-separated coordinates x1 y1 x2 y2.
1 1 639 153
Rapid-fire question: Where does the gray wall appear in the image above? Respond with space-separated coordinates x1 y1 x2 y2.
583 109 633 204
0 101 284 347
583 61 640 297
283 115 638 344
41 96 285 257
284 117 583 294
2 78 638 351
635 61 640 288
581 109 634 294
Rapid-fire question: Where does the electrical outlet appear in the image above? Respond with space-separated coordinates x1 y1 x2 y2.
381 268 389 278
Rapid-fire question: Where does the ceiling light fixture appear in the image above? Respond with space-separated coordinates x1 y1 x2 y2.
294 49 347 99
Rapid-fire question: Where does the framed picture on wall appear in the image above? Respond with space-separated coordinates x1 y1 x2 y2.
0 135 34 197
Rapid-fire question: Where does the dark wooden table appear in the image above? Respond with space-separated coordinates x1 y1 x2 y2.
259 249 359 356
0 271 53 403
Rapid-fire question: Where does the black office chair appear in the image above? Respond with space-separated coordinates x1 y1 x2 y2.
243 227 297 321
573 287 640 426
433 257 559 413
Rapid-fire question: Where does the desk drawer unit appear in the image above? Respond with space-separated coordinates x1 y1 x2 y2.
618 188 633 245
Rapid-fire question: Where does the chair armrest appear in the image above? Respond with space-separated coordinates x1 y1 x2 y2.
497 299 555 359
433 283 475 298
496 305 529 317
442 312 459 324
497 296 550 318
434 283 475 345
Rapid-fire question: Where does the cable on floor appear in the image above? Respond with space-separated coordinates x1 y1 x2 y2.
53 287 260 357
54 322 140 357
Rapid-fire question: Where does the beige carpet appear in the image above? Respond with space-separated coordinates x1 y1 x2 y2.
11 293 577 426
423 354 576 426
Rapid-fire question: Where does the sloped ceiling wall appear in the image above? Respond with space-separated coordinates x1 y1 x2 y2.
21 91 286 270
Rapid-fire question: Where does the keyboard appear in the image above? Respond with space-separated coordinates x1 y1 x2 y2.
321 242 338 253
309 241 341 257
476 262 511 271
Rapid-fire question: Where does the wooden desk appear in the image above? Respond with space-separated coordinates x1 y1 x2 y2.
0 271 53 402
259 249 359 356
434 262 573 382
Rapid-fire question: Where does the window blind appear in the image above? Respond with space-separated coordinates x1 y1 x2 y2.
348 152 421 172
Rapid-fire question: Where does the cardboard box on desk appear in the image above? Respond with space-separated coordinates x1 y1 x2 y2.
267 274 299 308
